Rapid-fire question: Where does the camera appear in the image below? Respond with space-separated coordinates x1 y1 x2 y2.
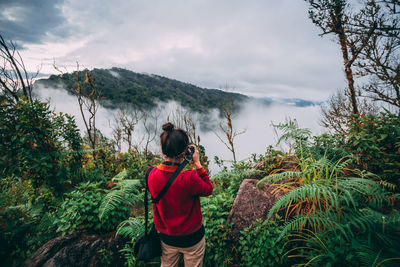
185 146 195 161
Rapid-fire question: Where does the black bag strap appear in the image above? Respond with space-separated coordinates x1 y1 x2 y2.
152 158 190 204
144 166 154 236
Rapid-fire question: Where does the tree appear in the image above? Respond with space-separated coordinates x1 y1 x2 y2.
118 106 140 152
353 0 400 112
75 66 99 159
214 97 246 163
110 118 123 153
141 108 160 157
53 62 100 159
0 34 36 104
320 88 378 133
306 0 400 116
0 99 82 193
168 105 202 147
306 0 377 115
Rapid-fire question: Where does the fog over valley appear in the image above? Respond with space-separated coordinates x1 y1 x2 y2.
35 86 323 174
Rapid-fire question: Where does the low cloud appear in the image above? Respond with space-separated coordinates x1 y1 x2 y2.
34 85 324 174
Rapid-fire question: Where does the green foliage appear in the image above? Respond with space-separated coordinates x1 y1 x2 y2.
273 119 312 153
116 216 152 267
97 248 113 266
239 218 287 267
54 181 131 235
312 132 348 161
201 192 235 266
347 111 400 187
211 168 259 196
0 100 84 265
285 211 400 267
0 177 57 266
99 169 143 221
36 67 248 114
214 155 229 172
264 119 400 266
0 99 82 194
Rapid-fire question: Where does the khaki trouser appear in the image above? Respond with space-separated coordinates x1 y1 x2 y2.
160 236 206 267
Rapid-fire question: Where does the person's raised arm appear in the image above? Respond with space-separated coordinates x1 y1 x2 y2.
189 145 213 196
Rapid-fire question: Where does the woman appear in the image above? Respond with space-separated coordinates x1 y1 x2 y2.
147 122 213 267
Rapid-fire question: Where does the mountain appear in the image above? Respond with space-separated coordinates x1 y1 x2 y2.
261 97 322 107
34 67 249 113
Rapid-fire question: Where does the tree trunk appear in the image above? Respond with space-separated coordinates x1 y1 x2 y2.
338 32 359 115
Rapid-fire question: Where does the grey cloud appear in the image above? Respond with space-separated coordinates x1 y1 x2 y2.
0 0 68 44
10 0 347 101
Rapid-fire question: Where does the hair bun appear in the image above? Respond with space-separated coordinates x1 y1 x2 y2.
162 122 174 132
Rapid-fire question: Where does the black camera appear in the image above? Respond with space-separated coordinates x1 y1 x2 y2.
185 146 195 161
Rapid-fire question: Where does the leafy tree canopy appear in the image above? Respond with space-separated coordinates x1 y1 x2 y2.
35 67 249 114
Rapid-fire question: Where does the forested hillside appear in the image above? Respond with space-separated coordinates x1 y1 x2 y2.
35 67 249 113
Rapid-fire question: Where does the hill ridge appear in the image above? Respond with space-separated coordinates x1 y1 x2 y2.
35 67 249 113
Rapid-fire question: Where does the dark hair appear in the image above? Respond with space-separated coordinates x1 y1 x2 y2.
160 122 189 158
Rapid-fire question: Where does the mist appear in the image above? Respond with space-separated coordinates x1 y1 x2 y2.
35 86 324 174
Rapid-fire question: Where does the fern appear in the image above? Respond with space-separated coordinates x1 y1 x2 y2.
269 175 398 246
112 168 130 182
116 216 146 239
257 171 302 185
278 211 351 242
99 170 143 220
267 182 339 219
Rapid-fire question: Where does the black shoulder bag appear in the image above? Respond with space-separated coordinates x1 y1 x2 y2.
134 149 193 261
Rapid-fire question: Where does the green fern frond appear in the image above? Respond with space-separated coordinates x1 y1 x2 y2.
99 170 142 221
277 211 350 242
99 189 126 220
112 168 130 182
257 171 302 186
116 216 145 239
267 183 339 219
337 178 389 208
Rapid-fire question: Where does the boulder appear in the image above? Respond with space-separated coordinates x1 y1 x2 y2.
227 179 284 240
22 231 127 267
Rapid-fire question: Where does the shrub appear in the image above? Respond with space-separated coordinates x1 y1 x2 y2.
0 177 57 266
239 219 287 267
201 191 235 266
211 169 258 196
0 99 82 194
54 181 130 235
262 119 400 266
347 111 400 187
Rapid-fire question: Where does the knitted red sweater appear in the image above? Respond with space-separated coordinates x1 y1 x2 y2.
147 164 213 236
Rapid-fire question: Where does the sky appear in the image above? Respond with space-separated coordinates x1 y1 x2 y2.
0 0 346 101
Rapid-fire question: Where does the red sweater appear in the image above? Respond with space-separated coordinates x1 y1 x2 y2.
147 164 213 236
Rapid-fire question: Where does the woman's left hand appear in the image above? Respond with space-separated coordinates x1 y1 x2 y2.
190 145 202 168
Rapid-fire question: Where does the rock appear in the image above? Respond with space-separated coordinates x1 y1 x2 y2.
22 231 128 267
227 179 284 241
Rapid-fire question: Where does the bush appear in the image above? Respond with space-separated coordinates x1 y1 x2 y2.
347 111 400 187
201 190 236 266
262 119 400 266
54 181 131 235
0 99 82 194
239 219 287 267
211 169 258 196
0 177 57 266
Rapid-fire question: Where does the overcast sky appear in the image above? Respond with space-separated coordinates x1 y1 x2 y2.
0 0 346 101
